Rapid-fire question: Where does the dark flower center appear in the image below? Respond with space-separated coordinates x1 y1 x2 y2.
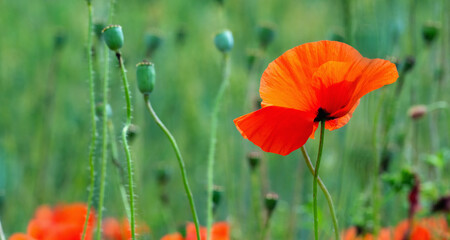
314 108 336 122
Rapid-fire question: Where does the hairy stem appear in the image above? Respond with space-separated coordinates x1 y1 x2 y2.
300 146 340 239
116 52 136 240
207 53 231 239
144 95 201 240
82 1 96 239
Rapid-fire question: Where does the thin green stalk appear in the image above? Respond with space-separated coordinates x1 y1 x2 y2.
143 94 201 240
116 52 136 240
313 120 326 240
108 118 131 220
207 53 231 239
95 38 110 240
300 146 339 240
82 2 96 240
95 1 115 238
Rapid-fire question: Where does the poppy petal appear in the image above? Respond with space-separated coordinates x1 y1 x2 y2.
260 41 363 112
234 106 315 156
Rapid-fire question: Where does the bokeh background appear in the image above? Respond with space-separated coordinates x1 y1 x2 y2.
0 0 448 239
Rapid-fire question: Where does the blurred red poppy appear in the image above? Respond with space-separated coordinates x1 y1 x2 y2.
102 217 150 240
160 222 229 240
9 203 96 240
234 40 398 155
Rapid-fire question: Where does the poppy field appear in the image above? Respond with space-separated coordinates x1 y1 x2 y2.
0 0 449 239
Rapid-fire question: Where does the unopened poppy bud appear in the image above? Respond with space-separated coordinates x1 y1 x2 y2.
422 22 439 45
328 32 345 43
178 224 187 238
176 27 187 45
54 32 66 50
102 25 124 51
212 185 223 207
145 32 163 57
214 30 234 53
257 23 276 49
246 49 262 71
402 56 415 73
126 124 139 143
264 192 278 217
136 61 156 94
94 22 106 40
408 105 427 120
156 168 170 186
247 151 261 170
96 102 113 118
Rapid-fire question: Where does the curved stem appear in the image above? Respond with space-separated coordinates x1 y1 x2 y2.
300 146 340 240
313 120 326 240
144 95 201 240
207 53 231 239
82 2 96 240
116 52 136 240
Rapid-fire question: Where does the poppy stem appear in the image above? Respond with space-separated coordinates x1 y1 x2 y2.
0 218 5 240
82 1 96 240
207 53 231 240
116 52 136 240
300 146 340 240
313 120 326 240
143 94 201 240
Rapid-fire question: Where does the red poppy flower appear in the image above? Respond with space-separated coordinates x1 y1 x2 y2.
9 203 96 240
102 217 150 240
234 40 398 155
160 222 229 240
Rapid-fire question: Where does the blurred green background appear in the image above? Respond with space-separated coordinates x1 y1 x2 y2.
0 0 448 239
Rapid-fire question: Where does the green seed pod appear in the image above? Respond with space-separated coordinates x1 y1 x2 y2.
126 124 139 143
145 32 163 57
212 185 223 206
247 151 261 170
136 61 156 94
94 22 106 40
214 30 234 53
257 23 276 49
264 192 279 217
95 102 113 118
102 25 124 51
422 22 439 45
156 168 171 186
402 56 415 73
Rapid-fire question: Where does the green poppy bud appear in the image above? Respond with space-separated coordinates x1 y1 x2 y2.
102 25 124 51
156 168 171 186
95 102 113 118
212 185 223 206
214 30 234 53
422 22 439 45
257 23 276 49
402 56 415 73
136 61 156 94
247 151 261 170
264 192 278 217
145 32 163 57
126 124 139 143
94 22 106 40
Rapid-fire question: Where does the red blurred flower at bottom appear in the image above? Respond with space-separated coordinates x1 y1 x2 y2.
160 222 229 240
9 203 96 240
341 217 449 240
102 217 150 240
9 234 35 240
